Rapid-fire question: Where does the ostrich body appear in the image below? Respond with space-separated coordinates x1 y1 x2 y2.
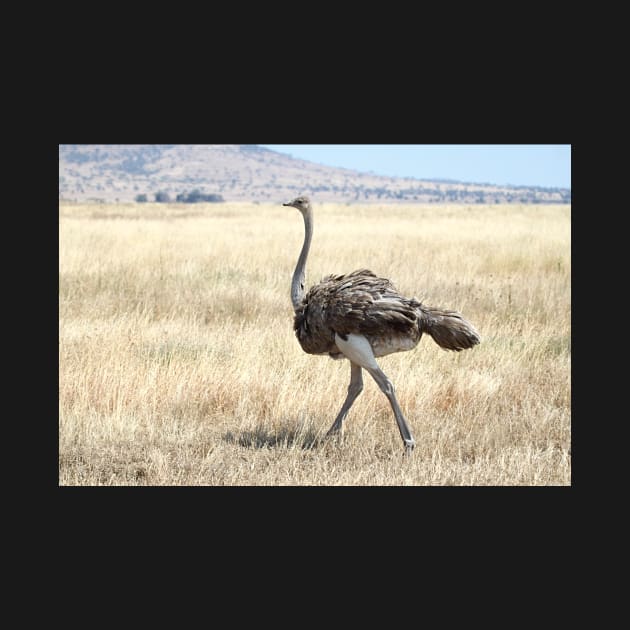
283 196 480 454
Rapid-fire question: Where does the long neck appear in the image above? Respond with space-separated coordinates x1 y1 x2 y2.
291 209 313 311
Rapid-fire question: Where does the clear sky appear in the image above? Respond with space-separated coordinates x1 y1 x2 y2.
259 145 571 189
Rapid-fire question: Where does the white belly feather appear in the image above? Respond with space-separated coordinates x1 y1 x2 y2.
333 332 421 368
369 333 420 357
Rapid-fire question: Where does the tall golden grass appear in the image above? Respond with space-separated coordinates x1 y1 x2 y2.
59 201 570 485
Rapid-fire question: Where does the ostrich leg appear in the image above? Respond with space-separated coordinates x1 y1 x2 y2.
326 362 363 437
364 365 415 454
334 333 416 455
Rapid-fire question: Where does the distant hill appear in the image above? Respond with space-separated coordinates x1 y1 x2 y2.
59 144 571 204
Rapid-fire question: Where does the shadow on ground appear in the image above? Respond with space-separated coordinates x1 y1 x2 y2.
223 425 323 450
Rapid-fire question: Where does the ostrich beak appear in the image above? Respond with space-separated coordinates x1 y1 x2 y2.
282 202 292 207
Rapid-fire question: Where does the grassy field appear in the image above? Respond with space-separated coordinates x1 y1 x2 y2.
59 201 571 485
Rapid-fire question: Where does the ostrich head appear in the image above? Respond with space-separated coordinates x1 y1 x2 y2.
283 196 311 214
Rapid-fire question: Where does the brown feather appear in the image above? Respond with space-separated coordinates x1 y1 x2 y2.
417 305 481 351
294 269 424 357
294 269 480 357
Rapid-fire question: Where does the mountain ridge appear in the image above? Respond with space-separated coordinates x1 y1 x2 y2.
59 144 571 204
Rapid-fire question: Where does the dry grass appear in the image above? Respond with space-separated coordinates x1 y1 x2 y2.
59 201 571 485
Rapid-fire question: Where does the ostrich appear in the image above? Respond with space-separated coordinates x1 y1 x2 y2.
283 195 480 455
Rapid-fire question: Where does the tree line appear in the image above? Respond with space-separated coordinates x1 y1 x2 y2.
135 189 224 203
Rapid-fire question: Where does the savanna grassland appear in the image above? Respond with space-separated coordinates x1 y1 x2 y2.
59 201 571 485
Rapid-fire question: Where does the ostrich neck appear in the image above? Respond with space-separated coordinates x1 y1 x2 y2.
291 209 313 311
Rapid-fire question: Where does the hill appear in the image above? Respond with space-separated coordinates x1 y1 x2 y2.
59 144 571 204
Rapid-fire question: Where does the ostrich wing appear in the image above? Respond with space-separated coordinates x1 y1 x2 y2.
294 269 422 355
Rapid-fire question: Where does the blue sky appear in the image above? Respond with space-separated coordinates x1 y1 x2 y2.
260 145 571 189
